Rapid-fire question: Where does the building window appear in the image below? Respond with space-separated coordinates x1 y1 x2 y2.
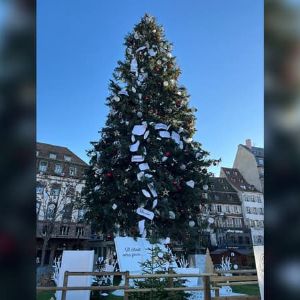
217 205 222 213
246 207 251 214
257 235 263 244
64 155 72 162
225 205 230 213
51 187 60 197
62 203 73 221
214 194 220 201
245 236 251 244
36 185 44 194
76 227 84 236
55 164 63 174
78 209 85 221
234 218 242 227
39 161 48 172
60 226 69 236
234 206 238 213
238 236 243 244
36 151 39 156
69 166 77 176
36 201 41 215
259 208 264 215
258 159 264 165
252 207 257 214
46 203 56 219
227 218 234 227
257 196 262 203
49 153 57 159
250 220 255 227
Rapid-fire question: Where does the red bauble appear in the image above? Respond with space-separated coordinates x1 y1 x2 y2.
106 172 113 178
145 95 150 101
155 67 160 72
165 151 171 157
176 100 181 107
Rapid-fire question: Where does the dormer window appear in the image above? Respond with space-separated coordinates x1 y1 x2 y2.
49 153 57 159
64 155 72 162
69 166 77 176
55 164 62 174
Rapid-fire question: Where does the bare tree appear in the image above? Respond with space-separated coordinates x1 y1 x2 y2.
36 174 82 266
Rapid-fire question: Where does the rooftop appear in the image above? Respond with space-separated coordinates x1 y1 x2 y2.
206 177 241 204
220 167 259 193
37 142 88 166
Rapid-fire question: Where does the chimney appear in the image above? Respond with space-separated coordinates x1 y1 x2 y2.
245 139 252 149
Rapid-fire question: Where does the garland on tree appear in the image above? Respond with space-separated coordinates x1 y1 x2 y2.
83 14 219 248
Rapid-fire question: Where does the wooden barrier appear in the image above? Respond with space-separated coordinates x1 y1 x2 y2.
36 269 260 300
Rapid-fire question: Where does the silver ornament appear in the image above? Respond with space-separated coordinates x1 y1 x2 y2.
189 220 195 227
137 111 143 118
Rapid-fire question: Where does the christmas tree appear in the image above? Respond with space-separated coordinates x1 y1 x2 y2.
83 14 218 248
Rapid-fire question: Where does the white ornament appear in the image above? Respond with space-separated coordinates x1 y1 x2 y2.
132 87 136 93
186 180 195 188
137 111 143 118
112 204 117 210
112 96 120 102
157 60 162 65
189 220 195 227
180 164 186 170
144 130 150 139
208 217 214 224
203 184 209 191
137 172 145 181
129 141 140 152
163 81 169 87
142 189 151 198
134 32 139 39
169 211 176 219
148 49 157 56
131 155 144 162
167 53 172 58
233 264 238 270
132 124 147 136
159 131 171 138
136 207 154 220
157 252 164 258
152 199 158 209
138 220 145 235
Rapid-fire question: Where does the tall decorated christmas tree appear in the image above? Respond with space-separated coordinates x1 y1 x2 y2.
83 14 218 249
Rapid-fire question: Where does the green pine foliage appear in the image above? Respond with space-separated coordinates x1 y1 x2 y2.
83 14 218 247
129 246 189 300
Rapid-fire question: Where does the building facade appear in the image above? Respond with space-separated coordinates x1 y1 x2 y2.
233 139 264 192
36 142 91 265
220 167 264 246
202 177 252 250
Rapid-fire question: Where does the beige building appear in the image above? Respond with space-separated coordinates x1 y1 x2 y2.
220 167 264 246
233 139 264 192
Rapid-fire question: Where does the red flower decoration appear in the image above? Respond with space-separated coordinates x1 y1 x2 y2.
165 151 172 157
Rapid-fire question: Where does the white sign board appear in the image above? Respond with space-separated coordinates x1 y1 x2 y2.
253 245 264 300
56 250 94 300
114 237 167 273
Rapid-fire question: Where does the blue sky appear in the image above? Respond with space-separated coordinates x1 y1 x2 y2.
37 0 263 175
